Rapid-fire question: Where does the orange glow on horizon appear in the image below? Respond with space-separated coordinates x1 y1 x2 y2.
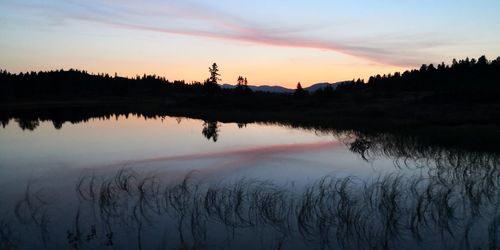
41 61 408 89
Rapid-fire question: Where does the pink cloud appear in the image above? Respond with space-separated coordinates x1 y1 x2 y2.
104 21 430 67
9 0 443 66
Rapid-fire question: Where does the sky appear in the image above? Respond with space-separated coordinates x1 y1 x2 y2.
1 0 499 88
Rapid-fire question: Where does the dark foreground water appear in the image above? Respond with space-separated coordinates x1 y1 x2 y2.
0 115 499 249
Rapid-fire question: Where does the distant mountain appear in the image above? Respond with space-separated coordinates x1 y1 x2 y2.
304 82 343 92
221 84 293 93
221 82 343 93
250 85 294 93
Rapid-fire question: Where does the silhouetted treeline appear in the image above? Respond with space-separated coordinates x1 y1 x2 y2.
327 55 500 103
0 68 208 99
2 56 499 102
1 56 499 125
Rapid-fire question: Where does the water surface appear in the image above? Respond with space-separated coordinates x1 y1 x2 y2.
0 115 498 249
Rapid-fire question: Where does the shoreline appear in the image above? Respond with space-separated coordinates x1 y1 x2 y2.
2 99 499 153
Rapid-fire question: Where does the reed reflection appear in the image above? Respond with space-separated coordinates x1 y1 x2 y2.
5 155 499 250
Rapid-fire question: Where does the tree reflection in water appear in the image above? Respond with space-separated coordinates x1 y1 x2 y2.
202 121 220 142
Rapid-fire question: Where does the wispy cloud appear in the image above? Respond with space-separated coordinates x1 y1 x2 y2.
4 0 445 66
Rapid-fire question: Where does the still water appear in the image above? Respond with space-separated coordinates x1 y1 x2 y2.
0 115 498 249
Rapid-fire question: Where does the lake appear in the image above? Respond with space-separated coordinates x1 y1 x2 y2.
0 114 499 249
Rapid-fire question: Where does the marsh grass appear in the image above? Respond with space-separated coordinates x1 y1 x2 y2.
0 220 18 250
4 160 498 250
4 127 500 249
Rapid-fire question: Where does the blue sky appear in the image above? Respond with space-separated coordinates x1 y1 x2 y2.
1 0 499 87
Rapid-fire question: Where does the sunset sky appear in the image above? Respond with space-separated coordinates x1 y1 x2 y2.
1 0 499 88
